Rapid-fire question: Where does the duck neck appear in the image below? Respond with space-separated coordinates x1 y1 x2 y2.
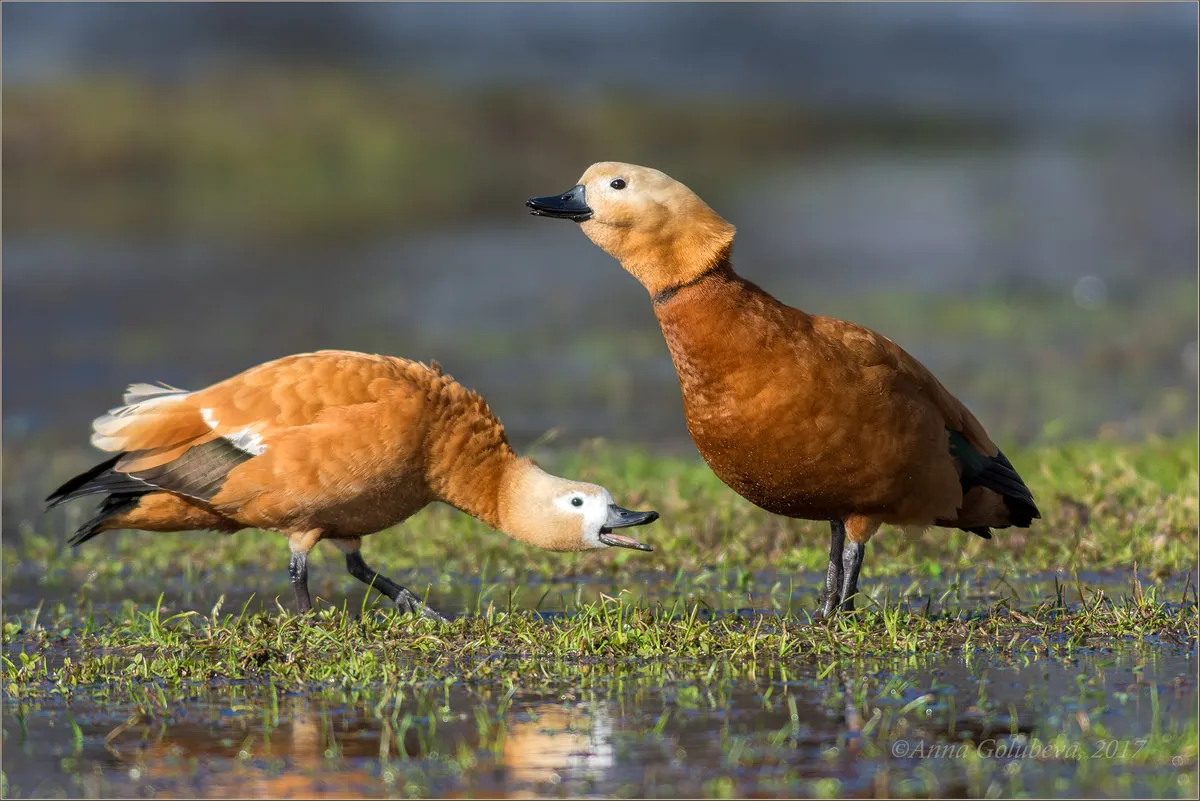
595 205 736 299
423 401 519 531
649 254 737 305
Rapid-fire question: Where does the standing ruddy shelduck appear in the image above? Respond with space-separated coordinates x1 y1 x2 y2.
46 350 659 621
528 163 1039 617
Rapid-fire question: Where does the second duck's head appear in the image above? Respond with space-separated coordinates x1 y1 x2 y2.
499 460 658 553
527 162 736 297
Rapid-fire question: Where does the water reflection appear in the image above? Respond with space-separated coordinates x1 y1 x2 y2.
501 701 614 797
5 640 1195 798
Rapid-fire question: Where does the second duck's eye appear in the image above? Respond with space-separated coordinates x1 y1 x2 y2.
610 178 626 190
571 496 584 507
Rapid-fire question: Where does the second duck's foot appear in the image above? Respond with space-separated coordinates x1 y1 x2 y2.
813 586 841 622
814 588 860 621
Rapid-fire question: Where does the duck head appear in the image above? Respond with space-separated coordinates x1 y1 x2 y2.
527 162 736 297
499 461 658 553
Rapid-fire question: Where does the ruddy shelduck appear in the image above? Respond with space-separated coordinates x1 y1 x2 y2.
528 162 1039 617
47 350 659 621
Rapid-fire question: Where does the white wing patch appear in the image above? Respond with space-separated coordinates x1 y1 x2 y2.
224 428 267 456
201 407 267 456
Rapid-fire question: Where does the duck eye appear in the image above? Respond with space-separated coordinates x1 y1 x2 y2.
610 178 626 190
571 496 584 507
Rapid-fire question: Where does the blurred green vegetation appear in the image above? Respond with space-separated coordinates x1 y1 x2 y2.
5 72 1010 239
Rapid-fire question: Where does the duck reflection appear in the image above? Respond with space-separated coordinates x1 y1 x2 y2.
500 701 615 796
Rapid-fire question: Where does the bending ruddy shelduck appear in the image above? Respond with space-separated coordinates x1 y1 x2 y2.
47 350 658 620
528 162 1039 617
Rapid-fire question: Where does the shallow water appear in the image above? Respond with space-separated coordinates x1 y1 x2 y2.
4 567 1198 798
4 640 1196 798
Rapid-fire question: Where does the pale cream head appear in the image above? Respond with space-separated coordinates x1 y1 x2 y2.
498 461 657 553
528 162 736 297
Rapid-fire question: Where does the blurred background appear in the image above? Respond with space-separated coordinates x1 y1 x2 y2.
4 2 1197 457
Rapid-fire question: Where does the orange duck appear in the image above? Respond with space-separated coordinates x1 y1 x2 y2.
47 350 658 620
528 163 1039 617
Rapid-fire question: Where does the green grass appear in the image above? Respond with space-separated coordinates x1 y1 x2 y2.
9 433 1198 597
2 588 1195 694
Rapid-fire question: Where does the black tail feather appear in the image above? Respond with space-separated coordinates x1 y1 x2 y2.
48 443 246 548
45 454 144 510
949 430 1041 531
1000 495 1041 529
976 450 1041 527
47 454 154 547
973 451 1034 504
67 493 144 546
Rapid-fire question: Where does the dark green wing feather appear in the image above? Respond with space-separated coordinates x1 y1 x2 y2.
948 429 1041 530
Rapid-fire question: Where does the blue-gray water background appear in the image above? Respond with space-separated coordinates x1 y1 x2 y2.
4 2 1197 454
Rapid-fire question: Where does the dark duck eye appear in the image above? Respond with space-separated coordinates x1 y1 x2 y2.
610 179 626 190
571 497 584 507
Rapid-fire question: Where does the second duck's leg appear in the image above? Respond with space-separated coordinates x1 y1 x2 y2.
838 540 866 613
336 540 447 623
289 551 312 614
837 517 879 613
814 521 846 621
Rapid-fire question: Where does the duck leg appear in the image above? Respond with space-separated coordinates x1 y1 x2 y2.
814 521 846 620
838 539 866 613
344 550 447 623
289 551 312 614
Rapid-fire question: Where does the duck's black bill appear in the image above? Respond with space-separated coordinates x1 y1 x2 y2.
526 184 593 222
598 504 658 551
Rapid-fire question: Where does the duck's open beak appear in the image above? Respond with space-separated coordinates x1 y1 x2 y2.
526 184 593 222
598 504 658 551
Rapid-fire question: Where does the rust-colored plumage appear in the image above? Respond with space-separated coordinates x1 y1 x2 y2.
48 350 659 618
529 162 1039 616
